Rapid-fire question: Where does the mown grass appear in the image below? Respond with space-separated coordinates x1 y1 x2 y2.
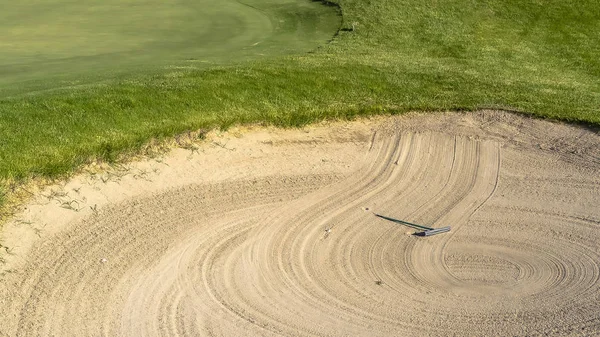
0 0 340 96
0 0 599 209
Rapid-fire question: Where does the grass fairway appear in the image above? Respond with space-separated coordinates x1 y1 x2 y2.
0 0 599 195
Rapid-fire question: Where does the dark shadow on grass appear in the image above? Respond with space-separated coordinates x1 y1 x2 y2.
310 0 345 43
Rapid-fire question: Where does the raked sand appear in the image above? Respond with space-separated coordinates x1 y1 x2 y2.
1 111 599 336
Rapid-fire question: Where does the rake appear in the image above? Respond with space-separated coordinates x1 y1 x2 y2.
374 213 451 236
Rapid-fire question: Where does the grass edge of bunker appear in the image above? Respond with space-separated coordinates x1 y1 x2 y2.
0 0 599 222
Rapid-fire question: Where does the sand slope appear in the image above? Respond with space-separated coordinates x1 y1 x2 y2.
1 111 599 336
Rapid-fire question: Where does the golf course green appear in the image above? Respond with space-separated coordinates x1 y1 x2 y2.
0 0 599 215
0 0 340 95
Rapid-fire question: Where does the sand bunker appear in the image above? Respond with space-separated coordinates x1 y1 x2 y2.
1 111 599 336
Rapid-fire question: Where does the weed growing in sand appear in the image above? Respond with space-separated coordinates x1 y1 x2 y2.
59 199 82 212
0 242 12 255
132 169 155 182
0 245 15 265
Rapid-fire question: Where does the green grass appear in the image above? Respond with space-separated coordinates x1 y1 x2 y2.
0 0 340 96
0 0 599 190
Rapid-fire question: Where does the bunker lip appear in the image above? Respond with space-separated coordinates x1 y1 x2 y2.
1 110 599 336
